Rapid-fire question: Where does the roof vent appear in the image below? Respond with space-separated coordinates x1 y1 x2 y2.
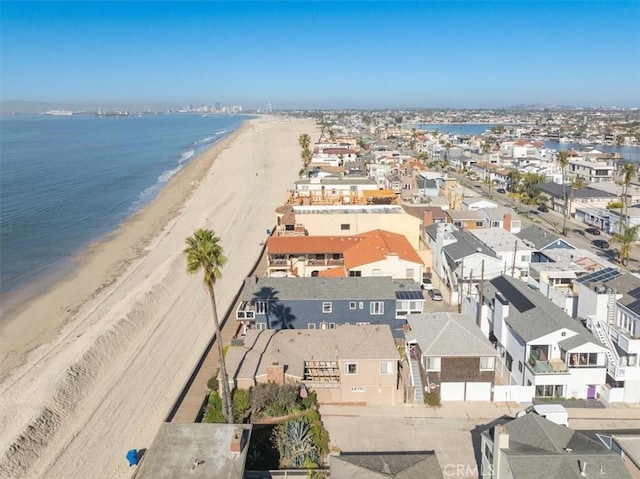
564 448 572 453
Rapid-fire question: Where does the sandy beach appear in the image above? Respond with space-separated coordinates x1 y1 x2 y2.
0 116 319 478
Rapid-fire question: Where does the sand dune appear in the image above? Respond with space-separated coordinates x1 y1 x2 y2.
0 116 319 478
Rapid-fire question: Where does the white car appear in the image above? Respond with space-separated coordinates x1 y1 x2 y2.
421 277 434 290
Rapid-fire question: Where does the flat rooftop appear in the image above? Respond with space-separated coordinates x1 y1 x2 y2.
135 423 252 479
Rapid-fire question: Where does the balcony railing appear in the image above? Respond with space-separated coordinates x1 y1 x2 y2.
528 357 569 374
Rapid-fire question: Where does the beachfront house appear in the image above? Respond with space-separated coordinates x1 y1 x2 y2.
235 276 422 338
405 313 499 402
225 324 401 405
274 204 422 249
265 229 424 282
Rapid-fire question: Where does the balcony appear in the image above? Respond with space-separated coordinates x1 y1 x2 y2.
528 356 569 374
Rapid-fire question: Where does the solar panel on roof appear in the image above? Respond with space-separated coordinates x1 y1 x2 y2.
575 267 620 284
395 290 424 300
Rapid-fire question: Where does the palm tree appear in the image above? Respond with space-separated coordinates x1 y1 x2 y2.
614 224 638 267
184 229 233 423
556 150 569 235
298 133 312 167
621 162 638 230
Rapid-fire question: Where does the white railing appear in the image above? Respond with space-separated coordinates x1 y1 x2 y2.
592 319 624 380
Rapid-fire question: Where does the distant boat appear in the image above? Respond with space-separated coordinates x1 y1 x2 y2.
45 110 73 116
96 109 130 117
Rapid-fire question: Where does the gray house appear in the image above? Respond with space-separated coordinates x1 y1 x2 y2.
481 414 632 479
235 277 420 338
516 224 576 263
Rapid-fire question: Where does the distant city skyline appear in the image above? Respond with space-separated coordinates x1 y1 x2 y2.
1 1 639 109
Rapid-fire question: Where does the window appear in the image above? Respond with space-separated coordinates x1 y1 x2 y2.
340 223 350 231
349 301 356 310
345 363 357 375
535 384 564 398
349 270 362 277
484 443 493 463
308 323 316 330
492 221 500 227
628 354 638 367
569 352 598 367
322 302 332 313
359 301 364 309
372 269 381 276
425 357 441 371
370 301 384 315
255 301 267 315
475 221 484 227
351 386 365 393
380 361 394 375
520 255 528 262
480 357 495 371
453 221 462 227
518 361 523 373
329 322 336 329
505 352 513 372
256 322 266 330
405 268 415 279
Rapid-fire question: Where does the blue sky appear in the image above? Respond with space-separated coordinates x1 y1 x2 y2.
1 1 639 109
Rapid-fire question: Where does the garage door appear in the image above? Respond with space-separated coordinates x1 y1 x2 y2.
465 382 492 401
440 382 465 401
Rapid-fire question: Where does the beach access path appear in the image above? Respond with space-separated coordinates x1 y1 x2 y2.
0 116 319 479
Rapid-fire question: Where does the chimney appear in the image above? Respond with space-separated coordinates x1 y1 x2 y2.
266 362 285 385
503 213 512 233
492 425 510 479
230 428 243 453
423 209 434 227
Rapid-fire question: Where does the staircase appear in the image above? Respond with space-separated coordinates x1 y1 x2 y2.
607 293 617 324
593 320 622 379
410 359 425 403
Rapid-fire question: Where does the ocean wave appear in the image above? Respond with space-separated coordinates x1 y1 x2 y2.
196 136 216 144
178 149 195 165
215 129 230 135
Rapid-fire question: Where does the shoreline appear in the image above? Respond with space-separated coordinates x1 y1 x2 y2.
0 121 250 375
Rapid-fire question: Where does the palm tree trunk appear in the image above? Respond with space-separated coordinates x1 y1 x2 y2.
208 285 233 423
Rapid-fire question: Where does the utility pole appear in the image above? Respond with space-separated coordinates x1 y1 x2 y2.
476 260 485 328
511 240 518 278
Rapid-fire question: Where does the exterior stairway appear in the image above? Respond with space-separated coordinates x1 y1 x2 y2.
410 359 424 403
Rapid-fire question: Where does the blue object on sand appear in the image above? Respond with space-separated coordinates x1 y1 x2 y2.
126 449 138 466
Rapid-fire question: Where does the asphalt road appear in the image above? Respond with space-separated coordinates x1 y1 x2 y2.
451 171 640 269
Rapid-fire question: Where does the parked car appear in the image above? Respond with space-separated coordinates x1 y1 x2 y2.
537 204 549 212
592 239 609 249
585 227 601 235
421 276 434 290
496 188 506 194
429 289 443 301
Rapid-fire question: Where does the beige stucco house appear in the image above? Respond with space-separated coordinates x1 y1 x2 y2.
225 325 401 405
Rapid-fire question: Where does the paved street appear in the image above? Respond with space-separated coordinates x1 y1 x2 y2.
452 172 640 268
320 403 640 479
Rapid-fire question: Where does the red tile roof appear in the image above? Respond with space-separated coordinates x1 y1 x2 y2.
318 267 347 277
267 236 364 255
345 229 423 269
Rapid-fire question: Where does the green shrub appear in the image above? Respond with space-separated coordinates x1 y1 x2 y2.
232 388 251 422
299 389 318 410
424 391 441 407
207 376 219 392
204 391 227 423
250 382 298 417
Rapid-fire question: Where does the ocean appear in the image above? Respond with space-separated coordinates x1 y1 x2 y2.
0 113 248 295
